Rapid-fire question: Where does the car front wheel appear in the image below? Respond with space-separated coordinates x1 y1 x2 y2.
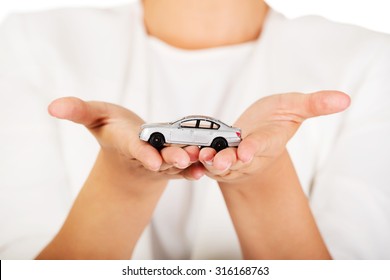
148 132 165 150
210 137 228 152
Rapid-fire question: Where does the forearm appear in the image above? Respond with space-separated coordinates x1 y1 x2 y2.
219 150 331 259
36 150 167 259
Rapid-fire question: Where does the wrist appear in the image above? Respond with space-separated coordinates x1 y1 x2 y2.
218 150 290 195
88 149 168 198
37 149 167 260
217 150 330 259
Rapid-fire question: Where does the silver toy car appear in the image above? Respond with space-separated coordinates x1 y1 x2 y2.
139 115 241 151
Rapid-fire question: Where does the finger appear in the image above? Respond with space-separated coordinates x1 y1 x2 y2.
160 146 191 169
213 148 237 171
181 162 206 180
237 125 287 161
199 147 217 167
237 136 259 164
159 162 205 180
159 146 199 171
276 90 351 121
48 97 143 129
235 91 351 130
48 97 110 128
305 90 351 117
159 167 183 176
183 146 201 163
199 148 236 175
131 141 163 171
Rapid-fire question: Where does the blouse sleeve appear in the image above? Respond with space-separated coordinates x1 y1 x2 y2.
309 36 390 259
0 15 71 259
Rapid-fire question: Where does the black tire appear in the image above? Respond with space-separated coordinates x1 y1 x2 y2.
210 137 228 152
148 132 165 150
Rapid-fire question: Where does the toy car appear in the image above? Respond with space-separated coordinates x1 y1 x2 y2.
139 115 241 151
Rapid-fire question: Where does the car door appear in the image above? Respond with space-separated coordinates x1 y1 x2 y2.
195 120 216 145
170 119 198 144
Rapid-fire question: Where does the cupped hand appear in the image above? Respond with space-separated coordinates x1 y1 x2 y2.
48 97 204 181
198 91 351 183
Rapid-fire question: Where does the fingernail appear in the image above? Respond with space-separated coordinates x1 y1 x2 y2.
221 162 231 172
205 160 213 166
243 155 253 164
174 161 188 169
194 172 204 180
149 164 160 172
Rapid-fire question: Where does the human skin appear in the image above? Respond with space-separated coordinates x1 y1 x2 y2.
143 0 268 49
199 92 350 259
37 99 203 259
37 0 350 259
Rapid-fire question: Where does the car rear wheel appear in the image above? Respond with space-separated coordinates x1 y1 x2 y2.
210 137 228 152
148 133 165 150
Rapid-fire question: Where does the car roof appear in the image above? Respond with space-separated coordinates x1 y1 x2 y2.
171 115 231 127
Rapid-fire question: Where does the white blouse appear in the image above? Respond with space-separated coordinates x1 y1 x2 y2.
1 1 390 259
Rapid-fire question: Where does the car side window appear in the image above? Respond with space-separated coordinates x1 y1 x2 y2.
198 120 213 129
180 120 197 128
211 122 220 130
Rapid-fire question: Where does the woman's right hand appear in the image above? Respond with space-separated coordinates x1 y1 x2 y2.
48 97 204 185
38 96 204 259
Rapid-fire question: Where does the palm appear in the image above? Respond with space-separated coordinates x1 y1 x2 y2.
48 97 203 180
198 91 350 183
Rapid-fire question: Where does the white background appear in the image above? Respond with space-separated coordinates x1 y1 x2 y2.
0 0 390 34
2 260 390 280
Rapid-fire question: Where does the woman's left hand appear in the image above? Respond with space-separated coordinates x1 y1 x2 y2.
198 90 350 184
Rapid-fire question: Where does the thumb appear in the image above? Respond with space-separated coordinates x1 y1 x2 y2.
281 90 351 120
48 97 109 128
236 91 350 162
48 97 163 170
